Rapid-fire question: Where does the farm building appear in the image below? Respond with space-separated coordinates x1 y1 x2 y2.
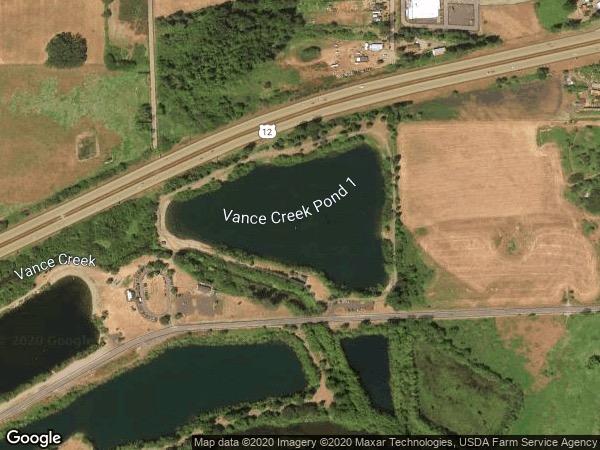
432 47 446 56
406 0 441 19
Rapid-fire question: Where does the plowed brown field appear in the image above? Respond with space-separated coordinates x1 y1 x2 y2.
0 0 104 64
399 122 599 307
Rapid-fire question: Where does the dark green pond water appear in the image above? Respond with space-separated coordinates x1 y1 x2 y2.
341 335 394 413
0 276 98 396
166 145 386 290
12 343 306 449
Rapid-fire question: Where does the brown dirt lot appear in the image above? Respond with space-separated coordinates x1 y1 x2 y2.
154 0 229 17
0 0 104 65
481 3 545 43
283 39 393 81
496 316 566 389
399 121 600 307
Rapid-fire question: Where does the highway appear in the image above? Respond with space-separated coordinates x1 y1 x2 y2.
0 304 598 423
1 30 600 258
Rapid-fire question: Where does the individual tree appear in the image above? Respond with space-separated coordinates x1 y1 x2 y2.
46 32 88 68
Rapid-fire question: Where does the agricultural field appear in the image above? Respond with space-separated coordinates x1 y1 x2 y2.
0 0 151 219
480 3 545 42
0 0 104 65
0 66 150 207
398 121 600 307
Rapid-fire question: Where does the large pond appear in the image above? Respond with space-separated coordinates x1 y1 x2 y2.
10 343 306 449
341 335 394 413
166 145 387 290
0 276 98 397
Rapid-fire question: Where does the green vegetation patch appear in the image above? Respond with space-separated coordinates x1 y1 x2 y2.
156 0 303 140
414 342 522 434
119 0 149 34
511 314 600 433
10 71 150 162
535 0 579 31
45 32 87 68
0 197 167 308
174 250 325 316
76 135 97 160
582 218 597 235
386 223 434 310
297 45 322 62
538 126 600 213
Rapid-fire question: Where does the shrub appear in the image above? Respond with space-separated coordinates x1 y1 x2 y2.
298 46 322 62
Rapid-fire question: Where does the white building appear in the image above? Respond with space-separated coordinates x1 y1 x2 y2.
369 43 384 51
406 0 441 19
432 46 446 56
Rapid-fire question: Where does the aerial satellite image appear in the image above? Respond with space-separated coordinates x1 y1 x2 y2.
0 0 599 448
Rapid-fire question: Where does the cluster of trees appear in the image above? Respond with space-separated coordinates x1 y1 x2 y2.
175 250 326 315
540 126 600 213
0 198 168 307
156 0 303 134
45 32 87 68
386 223 434 310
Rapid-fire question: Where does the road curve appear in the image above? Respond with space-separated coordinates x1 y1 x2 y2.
1 30 600 258
0 304 598 423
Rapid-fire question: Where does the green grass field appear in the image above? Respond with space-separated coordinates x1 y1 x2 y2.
538 125 600 213
119 0 149 34
511 315 600 433
10 70 150 162
535 0 576 30
414 342 521 434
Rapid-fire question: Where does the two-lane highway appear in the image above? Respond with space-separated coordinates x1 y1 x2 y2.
1 30 600 258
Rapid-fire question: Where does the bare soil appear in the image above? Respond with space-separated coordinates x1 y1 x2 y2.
496 316 566 390
481 3 545 42
146 275 170 316
154 0 229 17
58 434 92 450
399 121 600 307
283 39 393 81
0 0 104 65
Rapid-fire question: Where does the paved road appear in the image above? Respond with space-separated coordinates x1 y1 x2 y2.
0 304 598 423
1 31 600 259
147 0 159 149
